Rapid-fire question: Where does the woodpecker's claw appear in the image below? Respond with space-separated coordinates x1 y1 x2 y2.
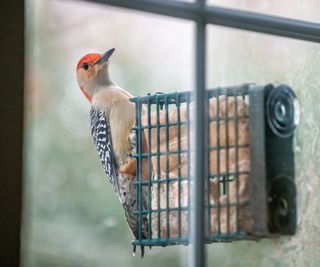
132 245 145 258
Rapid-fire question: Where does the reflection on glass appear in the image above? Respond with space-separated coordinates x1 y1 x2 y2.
206 0 320 22
23 0 192 266
23 0 320 266
206 24 320 267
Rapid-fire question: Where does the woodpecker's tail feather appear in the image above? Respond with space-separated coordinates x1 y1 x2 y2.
124 201 148 258
119 171 149 257
123 200 149 239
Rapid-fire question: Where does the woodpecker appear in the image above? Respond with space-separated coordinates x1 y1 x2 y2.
76 48 149 256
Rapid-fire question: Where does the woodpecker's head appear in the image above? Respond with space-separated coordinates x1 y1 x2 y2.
76 48 115 102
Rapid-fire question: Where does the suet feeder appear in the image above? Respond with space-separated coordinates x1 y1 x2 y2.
130 83 299 248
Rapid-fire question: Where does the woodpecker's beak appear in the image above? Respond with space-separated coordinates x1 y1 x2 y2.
95 48 115 65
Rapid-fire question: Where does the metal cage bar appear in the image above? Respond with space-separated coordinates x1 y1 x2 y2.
234 94 240 232
176 94 182 238
130 85 252 242
156 96 161 239
147 97 152 242
165 96 170 239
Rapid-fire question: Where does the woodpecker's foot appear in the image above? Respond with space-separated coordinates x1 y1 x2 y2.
132 245 136 256
132 245 145 258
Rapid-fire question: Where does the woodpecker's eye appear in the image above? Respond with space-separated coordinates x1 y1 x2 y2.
82 62 89 71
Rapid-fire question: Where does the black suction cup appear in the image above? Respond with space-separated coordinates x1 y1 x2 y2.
266 85 300 138
268 176 296 234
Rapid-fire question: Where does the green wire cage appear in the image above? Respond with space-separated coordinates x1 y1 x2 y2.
130 83 299 248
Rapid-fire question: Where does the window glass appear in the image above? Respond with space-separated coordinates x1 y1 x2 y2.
206 24 320 266
23 0 193 266
207 0 320 22
23 0 320 266
174 0 195 2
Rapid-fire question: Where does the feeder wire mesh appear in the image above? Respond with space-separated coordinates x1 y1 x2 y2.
130 84 253 247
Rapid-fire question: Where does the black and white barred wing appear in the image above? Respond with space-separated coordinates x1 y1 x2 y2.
90 107 119 194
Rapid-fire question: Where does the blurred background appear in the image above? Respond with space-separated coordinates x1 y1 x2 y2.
23 0 320 266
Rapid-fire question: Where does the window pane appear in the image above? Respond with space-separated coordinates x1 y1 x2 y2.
23 0 193 266
207 24 320 266
173 0 195 2
207 0 320 22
